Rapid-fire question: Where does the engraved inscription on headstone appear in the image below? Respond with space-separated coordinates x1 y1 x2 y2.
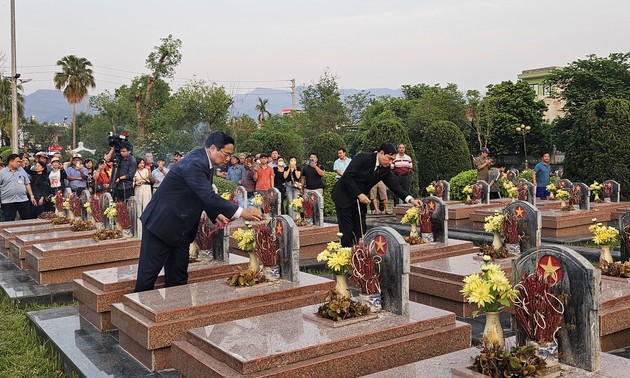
363 227 410 316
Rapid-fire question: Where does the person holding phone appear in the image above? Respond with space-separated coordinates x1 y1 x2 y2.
66 154 88 193
301 153 325 196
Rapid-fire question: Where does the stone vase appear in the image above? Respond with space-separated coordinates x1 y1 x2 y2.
560 199 567 208
466 194 472 203
294 211 302 223
263 265 280 280
359 292 382 312
483 312 504 347
95 222 104 231
527 340 558 366
248 252 261 273
492 231 503 251
600 246 613 264
594 193 601 202
549 192 556 200
409 223 419 238
67 211 75 221
421 232 434 243
335 274 351 299
55 210 64 218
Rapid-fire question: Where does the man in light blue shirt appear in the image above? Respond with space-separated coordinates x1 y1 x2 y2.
0 154 37 221
151 158 169 193
66 154 89 193
333 148 351 181
226 156 244 185
532 152 552 200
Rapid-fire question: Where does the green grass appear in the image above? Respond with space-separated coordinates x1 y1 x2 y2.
0 297 66 378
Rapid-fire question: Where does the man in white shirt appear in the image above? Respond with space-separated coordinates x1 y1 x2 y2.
333 148 351 181
391 144 413 204
151 158 169 193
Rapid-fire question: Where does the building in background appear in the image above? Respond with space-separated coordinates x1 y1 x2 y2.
517 66 566 122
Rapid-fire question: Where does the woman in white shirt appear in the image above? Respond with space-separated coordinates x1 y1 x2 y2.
133 157 153 213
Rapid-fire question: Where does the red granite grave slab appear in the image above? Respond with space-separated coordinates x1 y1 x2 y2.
611 206 630 221
409 239 480 263
110 272 335 371
470 207 505 231
394 202 461 222
0 219 49 242
2 223 72 249
8 229 93 260
73 254 250 331
599 275 630 351
409 253 516 317
229 222 339 262
170 302 471 377
24 238 141 284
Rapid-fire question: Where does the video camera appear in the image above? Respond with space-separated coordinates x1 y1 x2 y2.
107 132 132 200
108 132 130 155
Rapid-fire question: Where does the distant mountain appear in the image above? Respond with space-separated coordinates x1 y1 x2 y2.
24 87 404 123
24 89 97 123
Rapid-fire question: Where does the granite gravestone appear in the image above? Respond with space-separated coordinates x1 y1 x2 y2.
271 215 300 283
474 180 490 204
363 227 410 316
304 190 324 226
503 201 541 251
513 246 601 372
100 193 113 229
571 182 590 210
602 180 621 202
234 186 248 208
422 196 448 243
258 188 281 217
434 180 451 202
80 190 91 221
620 210 630 262
517 180 536 206
558 179 573 191
125 196 140 237
506 169 519 184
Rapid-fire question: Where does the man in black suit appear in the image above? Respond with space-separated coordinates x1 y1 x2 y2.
134 132 263 292
332 143 421 247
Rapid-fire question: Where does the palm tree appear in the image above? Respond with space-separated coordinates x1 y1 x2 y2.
53 55 96 148
255 97 271 125
0 77 24 147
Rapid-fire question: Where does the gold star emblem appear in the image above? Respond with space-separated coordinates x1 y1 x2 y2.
538 256 561 284
514 206 525 219
427 201 436 212
275 222 283 238
373 235 387 256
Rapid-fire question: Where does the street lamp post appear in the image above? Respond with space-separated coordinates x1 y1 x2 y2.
10 0 18 153
515 124 531 170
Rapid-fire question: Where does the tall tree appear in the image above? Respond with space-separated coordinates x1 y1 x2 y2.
53 55 96 148
0 77 24 146
175 79 233 133
136 34 182 150
255 97 271 125
300 71 347 132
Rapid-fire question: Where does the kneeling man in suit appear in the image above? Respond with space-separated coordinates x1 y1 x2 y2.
134 132 262 292
332 143 421 247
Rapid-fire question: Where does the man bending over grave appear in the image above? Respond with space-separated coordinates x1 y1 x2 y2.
332 143 421 247
134 132 263 292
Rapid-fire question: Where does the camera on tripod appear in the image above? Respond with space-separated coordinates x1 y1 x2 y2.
107 132 132 199
108 132 129 155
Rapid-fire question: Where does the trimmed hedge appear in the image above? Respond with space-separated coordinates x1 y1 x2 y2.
323 172 337 217
309 132 347 171
449 169 477 201
214 176 237 195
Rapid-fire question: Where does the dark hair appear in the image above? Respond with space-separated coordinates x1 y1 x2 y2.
120 141 132 151
271 149 279 154
84 158 93 164
7 154 20 163
378 143 397 155
338 148 346 153
308 152 319 159
97 159 106 166
542 152 551 156
136 157 145 166
34 161 47 170
157 158 165 162
204 131 235 149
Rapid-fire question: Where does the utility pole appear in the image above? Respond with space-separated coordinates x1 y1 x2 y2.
10 0 19 153
290 79 296 110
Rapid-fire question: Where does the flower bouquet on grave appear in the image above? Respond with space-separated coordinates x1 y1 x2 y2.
103 202 117 225
555 189 570 210
90 195 104 228
51 191 65 217
502 181 518 202
589 218 619 264
290 196 307 226
602 182 613 202
221 192 231 201
116 201 133 237
590 181 604 203
254 222 280 280
513 273 564 365
461 255 518 347
351 239 382 312
37 211 58 220
483 211 507 258
419 204 434 243
463 185 474 204
546 183 558 200
317 233 353 299
501 213 521 255
231 222 262 275
470 342 548 377
70 219 96 232
69 194 82 220
401 206 422 244
425 183 436 196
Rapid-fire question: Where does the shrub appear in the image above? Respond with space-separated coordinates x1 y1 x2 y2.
323 172 337 217
239 139 263 155
0 146 15 162
564 98 630 200
309 132 347 171
517 169 558 185
449 169 478 200
250 130 304 161
214 176 237 194
416 120 471 192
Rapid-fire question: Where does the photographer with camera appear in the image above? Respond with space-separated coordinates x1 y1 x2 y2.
104 133 136 201
300 153 325 197
473 147 493 182
66 154 89 193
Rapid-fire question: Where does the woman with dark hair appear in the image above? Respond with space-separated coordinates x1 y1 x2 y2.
134 157 153 212
93 159 110 195
240 156 256 200
84 158 94 193
283 156 302 216
30 161 51 218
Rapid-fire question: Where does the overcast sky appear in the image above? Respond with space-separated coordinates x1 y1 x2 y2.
1 0 628 97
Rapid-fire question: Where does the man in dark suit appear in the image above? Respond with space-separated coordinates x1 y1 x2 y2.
332 143 421 247
134 132 263 292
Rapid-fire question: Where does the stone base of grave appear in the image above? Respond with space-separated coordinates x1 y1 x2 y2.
25 238 141 284
449 201 510 228
541 209 612 238
394 202 461 222
0 219 50 246
74 254 250 331
611 206 630 222
409 253 516 317
111 272 335 372
171 302 471 378
229 222 339 263
8 229 95 263
600 275 630 352
409 239 480 263
1 223 73 249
